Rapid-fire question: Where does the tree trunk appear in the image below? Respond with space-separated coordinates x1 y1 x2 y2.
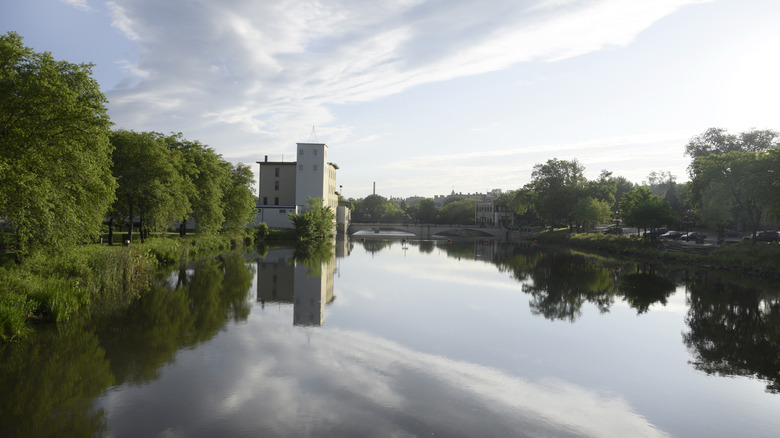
127 198 134 243
108 217 114 246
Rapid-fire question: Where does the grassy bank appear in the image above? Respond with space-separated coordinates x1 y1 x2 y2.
0 231 253 342
536 230 780 278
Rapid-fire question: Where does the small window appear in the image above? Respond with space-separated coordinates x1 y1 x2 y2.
313 164 318 172
298 164 303 172
299 149 304 155
274 197 279 205
263 197 267 204
274 181 279 191
274 167 280 177
313 149 318 156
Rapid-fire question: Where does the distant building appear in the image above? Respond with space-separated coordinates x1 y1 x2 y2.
256 142 343 229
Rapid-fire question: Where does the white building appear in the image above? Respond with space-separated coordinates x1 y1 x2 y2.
256 142 341 229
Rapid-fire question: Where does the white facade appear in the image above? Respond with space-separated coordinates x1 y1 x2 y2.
256 142 342 229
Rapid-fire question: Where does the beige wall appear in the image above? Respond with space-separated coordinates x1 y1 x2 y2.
258 162 296 206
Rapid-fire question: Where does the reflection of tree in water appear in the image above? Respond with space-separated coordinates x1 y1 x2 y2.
416 240 435 254
360 240 394 254
96 252 255 385
0 326 114 437
618 264 677 314
683 276 780 393
294 239 335 277
521 252 617 322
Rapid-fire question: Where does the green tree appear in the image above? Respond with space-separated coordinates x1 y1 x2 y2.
0 32 116 256
612 175 636 213
164 133 226 235
620 187 678 236
221 162 256 230
439 198 476 224
415 198 437 223
289 198 335 244
571 197 612 232
527 158 586 229
695 150 776 233
584 170 617 206
111 130 189 243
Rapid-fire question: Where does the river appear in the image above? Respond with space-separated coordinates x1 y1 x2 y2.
2 237 779 437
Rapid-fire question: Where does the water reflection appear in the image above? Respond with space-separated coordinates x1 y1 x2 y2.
256 246 337 326
0 252 255 437
683 273 780 393
3 240 780 437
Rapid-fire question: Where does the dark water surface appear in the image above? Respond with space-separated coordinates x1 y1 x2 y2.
2 239 780 437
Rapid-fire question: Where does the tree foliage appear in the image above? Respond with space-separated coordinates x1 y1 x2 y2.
620 187 677 233
526 158 585 228
289 198 335 244
686 127 780 231
0 32 116 255
111 130 189 242
221 162 256 230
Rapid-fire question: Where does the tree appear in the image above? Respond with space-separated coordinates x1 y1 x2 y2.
221 162 256 230
0 32 116 256
571 197 612 232
686 127 779 209
164 133 226 235
585 170 617 206
612 175 636 213
695 150 775 233
415 198 437 223
289 197 335 244
643 170 676 197
111 130 189 243
439 198 476 224
620 187 677 235
527 158 585 229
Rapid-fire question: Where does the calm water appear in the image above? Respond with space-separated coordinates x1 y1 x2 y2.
2 238 780 437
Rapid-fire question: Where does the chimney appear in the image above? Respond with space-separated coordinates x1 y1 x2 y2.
264 155 268 162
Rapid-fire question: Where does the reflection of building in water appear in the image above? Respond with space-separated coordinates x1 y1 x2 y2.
256 248 336 326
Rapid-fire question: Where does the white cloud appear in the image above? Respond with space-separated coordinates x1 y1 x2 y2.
102 0 704 159
60 0 92 12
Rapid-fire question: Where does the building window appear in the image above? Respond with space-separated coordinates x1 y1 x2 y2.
274 181 279 191
274 167 280 177
263 196 267 204
313 149 318 156
274 197 279 205
299 149 303 155
313 164 318 172
298 164 303 172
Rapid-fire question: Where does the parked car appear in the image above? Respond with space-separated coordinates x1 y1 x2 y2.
659 231 683 240
682 232 707 242
753 231 779 243
643 228 668 239
723 229 742 238
603 227 623 235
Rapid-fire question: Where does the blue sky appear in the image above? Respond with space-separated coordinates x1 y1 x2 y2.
3 0 779 199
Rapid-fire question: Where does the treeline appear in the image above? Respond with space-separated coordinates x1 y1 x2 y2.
0 32 256 258
347 127 780 235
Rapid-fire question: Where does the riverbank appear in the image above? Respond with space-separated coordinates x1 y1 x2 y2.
0 231 254 343
536 230 780 279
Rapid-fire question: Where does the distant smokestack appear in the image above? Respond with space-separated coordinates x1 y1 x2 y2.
373 182 376 195
264 155 268 162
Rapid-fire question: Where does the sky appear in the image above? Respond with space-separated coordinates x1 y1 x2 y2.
2 0 780 199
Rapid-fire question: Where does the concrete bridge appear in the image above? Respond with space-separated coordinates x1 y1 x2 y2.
348 222 507 239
